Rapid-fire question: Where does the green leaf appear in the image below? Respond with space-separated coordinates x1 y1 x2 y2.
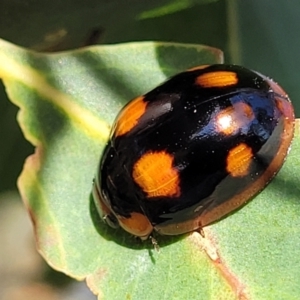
1 38 299 299
0 39 233 298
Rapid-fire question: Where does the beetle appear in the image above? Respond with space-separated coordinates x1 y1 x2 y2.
93 64 295 242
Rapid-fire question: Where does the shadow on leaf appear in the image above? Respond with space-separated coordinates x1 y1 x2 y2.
89 194 185 252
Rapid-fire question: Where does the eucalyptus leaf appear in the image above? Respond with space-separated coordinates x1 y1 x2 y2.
0 38 299 299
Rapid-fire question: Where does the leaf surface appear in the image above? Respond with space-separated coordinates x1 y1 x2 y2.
0 38 299 299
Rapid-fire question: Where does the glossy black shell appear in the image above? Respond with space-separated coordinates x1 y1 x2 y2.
93 64 294 237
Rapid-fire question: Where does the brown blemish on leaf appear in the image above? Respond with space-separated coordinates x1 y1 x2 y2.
17 146 44 245
126 293 132 300
17 145 74 279
27 206 37 233
18 146 43 239
189 230 249 300
86 268 108 297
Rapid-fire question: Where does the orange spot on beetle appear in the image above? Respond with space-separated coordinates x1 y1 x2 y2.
215 102 254 136
118 212 153 239
114 96 147 137
196 71 238 88
226 143 253 177
133 151 180 198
